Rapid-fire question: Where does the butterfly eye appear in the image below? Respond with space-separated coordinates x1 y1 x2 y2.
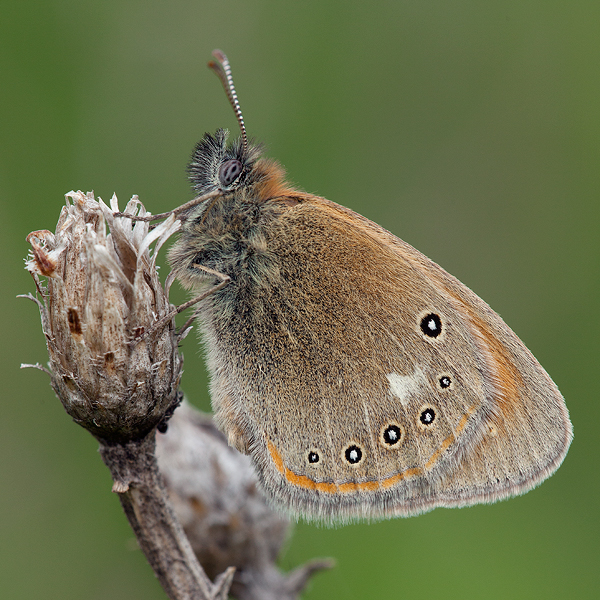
218 159 243 187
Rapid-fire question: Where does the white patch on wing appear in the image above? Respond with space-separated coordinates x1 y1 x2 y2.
386 368 423 406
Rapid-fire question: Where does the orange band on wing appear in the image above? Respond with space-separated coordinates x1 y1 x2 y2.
267 403 476 494
267 441 383 492
444 291 524 420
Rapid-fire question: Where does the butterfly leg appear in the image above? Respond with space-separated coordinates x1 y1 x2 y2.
140 265 231 343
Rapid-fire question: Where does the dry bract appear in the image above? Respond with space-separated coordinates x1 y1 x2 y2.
25 191 183 443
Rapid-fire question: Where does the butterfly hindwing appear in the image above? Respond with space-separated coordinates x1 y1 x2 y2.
199 195 571 522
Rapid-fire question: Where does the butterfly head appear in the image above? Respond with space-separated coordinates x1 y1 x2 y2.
168 51 298 294
186 128 287 201
185 49 288 200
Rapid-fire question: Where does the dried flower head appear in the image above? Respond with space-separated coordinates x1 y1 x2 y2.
25 191 183 443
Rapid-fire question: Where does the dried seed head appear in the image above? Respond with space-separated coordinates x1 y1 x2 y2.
25 191 183 443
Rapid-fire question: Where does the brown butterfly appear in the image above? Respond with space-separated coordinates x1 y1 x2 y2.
167 50 572 523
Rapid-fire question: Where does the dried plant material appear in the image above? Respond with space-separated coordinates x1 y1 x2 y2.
24 191 183 443
23 191 237 599
157 402 334 600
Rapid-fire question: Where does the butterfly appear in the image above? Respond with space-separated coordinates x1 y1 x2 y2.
167 50 572 522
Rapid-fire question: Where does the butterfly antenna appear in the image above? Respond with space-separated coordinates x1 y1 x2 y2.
208 49 248 152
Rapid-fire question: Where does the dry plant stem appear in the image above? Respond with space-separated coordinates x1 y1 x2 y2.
99 432 234 600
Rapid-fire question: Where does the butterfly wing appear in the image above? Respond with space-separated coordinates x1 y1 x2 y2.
203 196 572 522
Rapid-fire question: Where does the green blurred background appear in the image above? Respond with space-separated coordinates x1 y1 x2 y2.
2 1 598 598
